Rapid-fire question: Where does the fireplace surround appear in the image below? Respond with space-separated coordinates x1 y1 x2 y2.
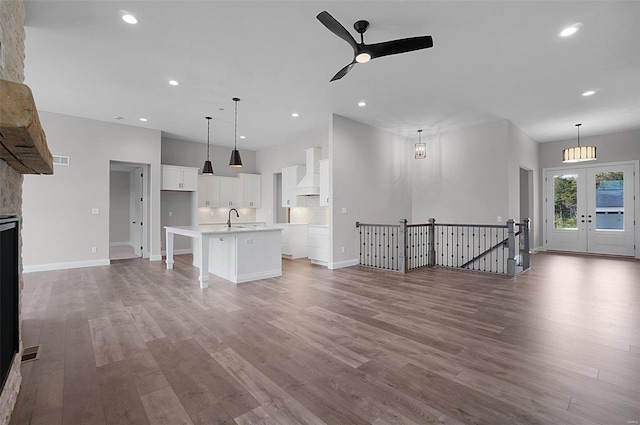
0 216 19 394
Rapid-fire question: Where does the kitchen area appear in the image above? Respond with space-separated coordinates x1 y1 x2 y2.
161 145 330 286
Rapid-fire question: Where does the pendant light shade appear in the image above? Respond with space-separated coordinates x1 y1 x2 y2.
229 97 243 168
415 129 426 159
202 116 214 175
562 123 596 163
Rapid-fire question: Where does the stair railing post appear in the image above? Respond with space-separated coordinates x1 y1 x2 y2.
428 217 436 266
522 217 531 270
399 219 408 273
507 219 516 276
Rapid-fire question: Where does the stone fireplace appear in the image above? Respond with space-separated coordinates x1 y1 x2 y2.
0 1 52 424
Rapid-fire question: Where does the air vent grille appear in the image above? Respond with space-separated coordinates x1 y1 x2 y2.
53 155 70 166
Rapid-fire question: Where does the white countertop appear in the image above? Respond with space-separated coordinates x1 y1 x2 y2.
165 224 282 236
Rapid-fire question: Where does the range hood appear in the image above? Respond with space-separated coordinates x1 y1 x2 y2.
294 147 321 196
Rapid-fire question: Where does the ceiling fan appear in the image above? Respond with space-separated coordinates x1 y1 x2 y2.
317 11 434 82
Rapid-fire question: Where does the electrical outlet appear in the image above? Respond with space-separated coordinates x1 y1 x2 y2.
91 247 97 253
341 207 347 214
245 238 253 245
341 246 346 253
168 211 173 217
92 208 100 215
497 216 502 222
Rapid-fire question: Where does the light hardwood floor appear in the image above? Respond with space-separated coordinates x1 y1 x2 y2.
10 253 640 425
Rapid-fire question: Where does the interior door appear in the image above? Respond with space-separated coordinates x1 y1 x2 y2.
132 167 143 257
546 164 635 256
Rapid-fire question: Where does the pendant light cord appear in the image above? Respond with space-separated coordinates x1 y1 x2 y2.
234 98 239 150
207 117 211 159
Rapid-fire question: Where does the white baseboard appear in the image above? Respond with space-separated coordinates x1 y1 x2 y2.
23 259 110 273
328 258 359 270
149 254 163 262
532 246 545 253
160 249 193 256
109 241 132 247
235 269 282 284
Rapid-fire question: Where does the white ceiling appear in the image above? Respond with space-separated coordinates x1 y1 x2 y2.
23 1 640 151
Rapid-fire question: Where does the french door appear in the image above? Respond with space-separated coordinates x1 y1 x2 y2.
546 163 635 256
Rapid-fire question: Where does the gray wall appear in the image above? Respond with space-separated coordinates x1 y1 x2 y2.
539 128 640 169
23 112 162 267
109 171 131 243
331 114 412 266
162 137 257 175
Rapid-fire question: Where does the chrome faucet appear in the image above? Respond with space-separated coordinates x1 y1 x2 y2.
227 208 239 227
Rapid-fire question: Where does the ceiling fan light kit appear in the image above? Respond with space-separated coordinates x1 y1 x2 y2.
316 11 433 81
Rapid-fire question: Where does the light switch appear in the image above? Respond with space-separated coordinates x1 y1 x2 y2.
497 216 502 222
92 208 100 214
168 211 173 217
341 207 347 214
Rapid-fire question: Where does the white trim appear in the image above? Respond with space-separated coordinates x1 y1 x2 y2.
109 241 132 247
149 255 163 262
23 259 110 273
161 249 192 256
235 269 282 284
310 259 328 267
328 258 359 270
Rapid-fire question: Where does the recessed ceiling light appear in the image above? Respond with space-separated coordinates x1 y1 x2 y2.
291 113 300 118
358 101 367 107
559 23 582 37
582 90 596 96
122 14 138 25
240 136 246 139
114 115 124 120
168 80 179 86
139 118 148 122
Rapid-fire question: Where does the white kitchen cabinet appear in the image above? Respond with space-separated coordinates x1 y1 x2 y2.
308 225 329 266
281 165 305 208
319 159 329 207
274 224 308 258
197 175 220 207
162 165 198 191
239 173 261 208
219 176 241 208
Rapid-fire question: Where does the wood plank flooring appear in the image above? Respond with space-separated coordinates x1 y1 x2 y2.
9 253 640 425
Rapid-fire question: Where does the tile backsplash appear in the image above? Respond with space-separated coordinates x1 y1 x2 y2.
290 196 329 225
197 207 256 224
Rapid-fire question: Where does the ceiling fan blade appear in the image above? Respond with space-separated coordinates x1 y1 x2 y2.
330 61 357 82
317 11 358 51
368 36 433 59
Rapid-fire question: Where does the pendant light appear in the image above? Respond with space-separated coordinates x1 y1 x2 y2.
229 97 243 168
202 116 214 175
562 123 596 163
415 129 426 159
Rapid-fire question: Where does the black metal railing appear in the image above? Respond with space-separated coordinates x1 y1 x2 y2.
357 218 531 276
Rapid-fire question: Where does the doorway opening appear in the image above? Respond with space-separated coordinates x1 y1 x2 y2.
544 161 637 257
109 161 150 260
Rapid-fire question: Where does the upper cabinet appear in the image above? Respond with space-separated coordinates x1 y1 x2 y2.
162 165 198 191
281 165 305 208
239 173 262 208
319 159 329 207
197 175 220 207
218 177 241 208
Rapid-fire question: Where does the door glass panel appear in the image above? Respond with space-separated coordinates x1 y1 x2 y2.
553 174 578 229
595 171 624 230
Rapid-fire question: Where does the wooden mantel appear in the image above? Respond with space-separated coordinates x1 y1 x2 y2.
0 79 53 174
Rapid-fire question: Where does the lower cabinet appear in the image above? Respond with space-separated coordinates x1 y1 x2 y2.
274 224 307 259
308 225 329 266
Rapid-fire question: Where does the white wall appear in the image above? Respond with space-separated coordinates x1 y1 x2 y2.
411 120 510 224
23 112 162 268
161 137 257 175
109 171 130 243
508 122 541 248
331 115 412 267
255 125 329 225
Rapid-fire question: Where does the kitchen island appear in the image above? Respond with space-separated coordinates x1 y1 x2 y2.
164 225 282 288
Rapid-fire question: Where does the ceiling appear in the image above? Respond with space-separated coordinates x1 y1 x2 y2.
23 1 640 151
